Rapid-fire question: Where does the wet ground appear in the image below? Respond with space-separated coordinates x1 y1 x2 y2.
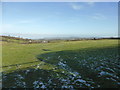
2 46 120 88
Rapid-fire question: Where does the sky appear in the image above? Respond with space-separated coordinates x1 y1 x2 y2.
1 2 118 39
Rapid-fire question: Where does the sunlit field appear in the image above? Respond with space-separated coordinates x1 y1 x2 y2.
1 38 120 88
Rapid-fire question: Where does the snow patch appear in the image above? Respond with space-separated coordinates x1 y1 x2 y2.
58 62 66 67
74 79 86 83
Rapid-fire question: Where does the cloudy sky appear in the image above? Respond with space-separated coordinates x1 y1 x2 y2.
2 2 118 38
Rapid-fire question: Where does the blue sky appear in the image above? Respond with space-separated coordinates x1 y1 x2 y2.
2 2 118 38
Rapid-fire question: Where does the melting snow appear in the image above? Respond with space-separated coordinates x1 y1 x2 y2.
41 84 46 88
25 70 30 74
16 74 24 79
58 62 66 67
70 72 80 77
33 81 39 85
62 85 68 88
74 79 86 83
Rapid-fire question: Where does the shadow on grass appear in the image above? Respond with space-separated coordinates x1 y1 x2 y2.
2 67 71 88
36 46 120 88
2 46 120 88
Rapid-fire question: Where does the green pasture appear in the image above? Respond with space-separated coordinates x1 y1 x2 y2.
1 39 120 88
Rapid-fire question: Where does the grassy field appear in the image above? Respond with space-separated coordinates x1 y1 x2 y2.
1 38 120 88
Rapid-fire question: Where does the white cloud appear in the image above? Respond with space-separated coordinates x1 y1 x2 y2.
70 3 83 10
87 2 95 7
69 2 95 10
92 13 106 20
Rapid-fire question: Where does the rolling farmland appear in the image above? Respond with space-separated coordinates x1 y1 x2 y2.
1 36 120 88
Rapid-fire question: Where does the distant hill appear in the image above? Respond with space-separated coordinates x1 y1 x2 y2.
0 35 119 44
1 35 32 44
1 35 50 44
1 35 31 41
